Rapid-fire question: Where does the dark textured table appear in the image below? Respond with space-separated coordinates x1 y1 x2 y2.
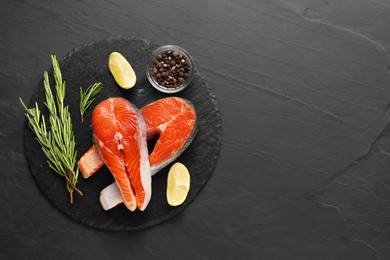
1 0 390 259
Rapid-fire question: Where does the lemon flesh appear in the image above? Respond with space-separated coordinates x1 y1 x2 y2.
167 162 190 206
108 52 136 89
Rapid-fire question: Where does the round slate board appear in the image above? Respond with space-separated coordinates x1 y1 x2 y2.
23 37 222 231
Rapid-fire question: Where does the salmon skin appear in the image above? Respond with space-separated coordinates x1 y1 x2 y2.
92 97 151 211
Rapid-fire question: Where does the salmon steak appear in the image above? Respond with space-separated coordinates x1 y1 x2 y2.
143 97 197 174
92 97 151 211
78 97 197 210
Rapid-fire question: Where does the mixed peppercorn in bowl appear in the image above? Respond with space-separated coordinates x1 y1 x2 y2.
146 45 194 93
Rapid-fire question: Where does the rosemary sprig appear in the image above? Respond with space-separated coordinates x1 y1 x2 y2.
20 55 82 203
79 82 103 122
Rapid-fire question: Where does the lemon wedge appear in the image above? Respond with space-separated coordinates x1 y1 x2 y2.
167 162 190 206
108 52 136 89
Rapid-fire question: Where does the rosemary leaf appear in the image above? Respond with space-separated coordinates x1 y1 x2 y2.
80 82 103 123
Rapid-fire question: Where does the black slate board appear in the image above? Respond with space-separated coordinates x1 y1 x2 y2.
23 37 222 231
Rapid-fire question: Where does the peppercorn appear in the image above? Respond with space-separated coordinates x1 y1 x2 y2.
178 77 185 84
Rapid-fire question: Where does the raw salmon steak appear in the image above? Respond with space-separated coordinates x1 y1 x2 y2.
143 97 197 174
92 97 151 211
99 97 197 210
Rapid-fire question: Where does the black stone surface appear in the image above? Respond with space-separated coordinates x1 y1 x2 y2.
2 0 390 259
23 37 222 231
